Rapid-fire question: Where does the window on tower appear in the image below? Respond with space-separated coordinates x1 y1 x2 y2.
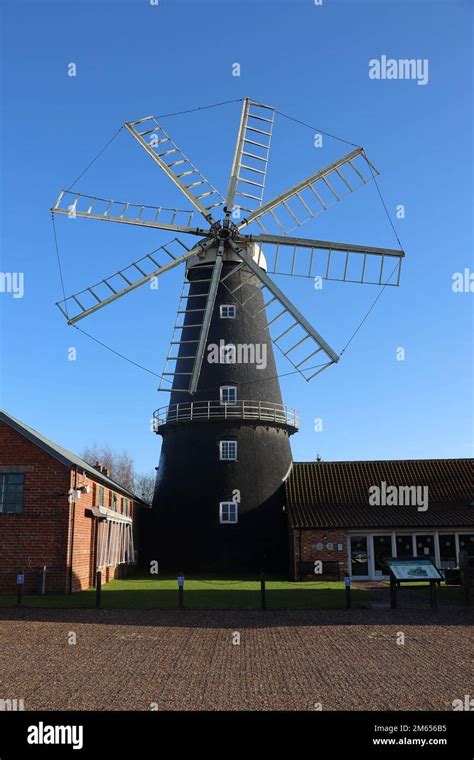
219 440 238 461
219 501 238 524
220 304 236 319
220 385 237 405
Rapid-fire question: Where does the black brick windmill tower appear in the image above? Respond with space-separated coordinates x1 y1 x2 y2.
51 98 404 572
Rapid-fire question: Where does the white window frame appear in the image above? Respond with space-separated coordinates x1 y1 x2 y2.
220 304 236 319
219 440 238 461
346 530 474 579
219 501 238 524
220 385 237 405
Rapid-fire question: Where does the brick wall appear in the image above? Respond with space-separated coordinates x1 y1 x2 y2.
0 422 71 593
68 469 137 592
289 528 349 580
0 421 139 594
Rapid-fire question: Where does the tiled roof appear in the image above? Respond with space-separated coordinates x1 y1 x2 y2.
0 410 147 503
286 459 473 529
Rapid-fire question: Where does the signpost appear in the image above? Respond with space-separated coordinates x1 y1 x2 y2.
16 572 24 607
344 574 351 609
386 558 442 609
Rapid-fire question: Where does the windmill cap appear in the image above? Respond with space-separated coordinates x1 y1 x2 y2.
186 241 267 271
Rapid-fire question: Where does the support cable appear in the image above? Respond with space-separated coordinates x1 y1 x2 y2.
66 126 124 192
51 214 69 320
338 260 401 357
154 98 244 119
274 109 360 148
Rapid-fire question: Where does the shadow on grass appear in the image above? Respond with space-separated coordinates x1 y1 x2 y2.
0 576 471 627
0 574 470 627
0 588 370 611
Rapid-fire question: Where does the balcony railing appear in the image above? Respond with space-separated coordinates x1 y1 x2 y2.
152 400 299 432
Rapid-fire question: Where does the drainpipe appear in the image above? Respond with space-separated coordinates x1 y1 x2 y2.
69 466 78 594
92 516 99 588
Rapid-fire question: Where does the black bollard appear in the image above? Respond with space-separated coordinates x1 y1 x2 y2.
96 570 102 609
390 575 398 609
260 572 266 610
178 573 184 609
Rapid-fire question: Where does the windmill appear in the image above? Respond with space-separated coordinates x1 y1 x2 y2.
51 98 404 572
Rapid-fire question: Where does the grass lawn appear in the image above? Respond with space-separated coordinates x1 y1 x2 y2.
0 575 375 610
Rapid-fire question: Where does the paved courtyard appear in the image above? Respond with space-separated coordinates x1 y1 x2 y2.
0 608 472 711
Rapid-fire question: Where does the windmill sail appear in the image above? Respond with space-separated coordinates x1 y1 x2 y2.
56 239 213 324
51 190 206 236
225 98 275 216
125 116 224 223
236 148 378 235
227 241 339 380
246 234 404 286
159 261 220 394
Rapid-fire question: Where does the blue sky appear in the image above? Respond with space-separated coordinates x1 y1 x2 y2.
1 0 472 475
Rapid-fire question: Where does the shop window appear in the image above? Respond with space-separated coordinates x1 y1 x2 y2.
459 534 474 558
414 534 435 559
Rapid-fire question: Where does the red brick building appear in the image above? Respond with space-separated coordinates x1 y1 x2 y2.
286 459 474 581
0 411 147 594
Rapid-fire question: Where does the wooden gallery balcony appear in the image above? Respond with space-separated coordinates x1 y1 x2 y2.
152 400 299 433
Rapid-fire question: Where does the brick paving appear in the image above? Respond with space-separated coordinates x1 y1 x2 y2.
0 608 472 711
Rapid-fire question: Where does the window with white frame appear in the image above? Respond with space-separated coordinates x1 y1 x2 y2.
219 440 238 461
219 501 238 524
220 304 236 319
220 385 237 405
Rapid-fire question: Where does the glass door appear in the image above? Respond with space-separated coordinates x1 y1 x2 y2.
350 535 369 578
395 534 414 558
439 534 456 569
372 535 391 578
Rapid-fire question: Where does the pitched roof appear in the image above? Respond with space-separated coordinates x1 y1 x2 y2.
286 459 474 529
0 410 146 503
